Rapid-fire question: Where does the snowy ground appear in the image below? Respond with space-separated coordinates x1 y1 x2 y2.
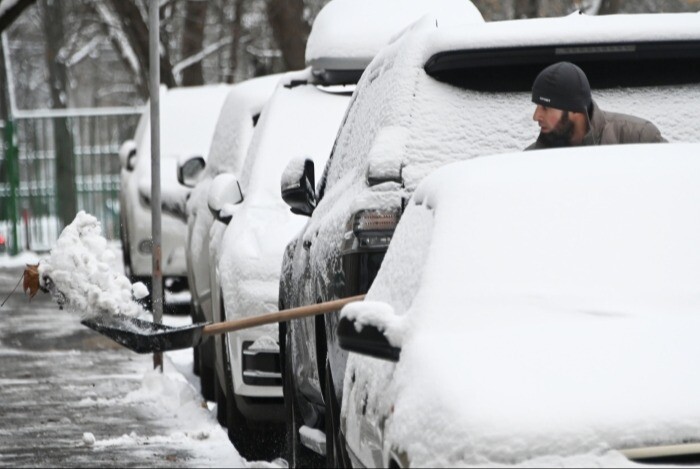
0 249 283 468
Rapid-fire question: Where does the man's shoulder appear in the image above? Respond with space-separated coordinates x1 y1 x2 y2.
598 108 665 144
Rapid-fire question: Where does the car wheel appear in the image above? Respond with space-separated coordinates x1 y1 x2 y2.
281 321 324 468
214 366 228 427
325 361 352 468
198 338 216 401
221 332 284 460
193 343 200 377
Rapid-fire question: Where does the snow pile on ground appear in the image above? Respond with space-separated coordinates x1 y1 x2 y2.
37 211 147 317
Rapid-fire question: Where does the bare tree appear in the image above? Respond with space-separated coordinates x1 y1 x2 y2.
179 0 208 86
266 0 309 70
227 0 245 83
40 0 77 228
0 0 36 32
514 0 539 18
102 0 176 90
598 0 622 14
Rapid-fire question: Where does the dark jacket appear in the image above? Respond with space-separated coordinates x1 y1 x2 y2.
526 100 666 151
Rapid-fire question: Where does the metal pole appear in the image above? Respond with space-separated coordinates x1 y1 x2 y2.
149 0 163 372
4 119 19 256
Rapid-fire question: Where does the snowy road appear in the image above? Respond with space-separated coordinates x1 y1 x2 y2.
0 264 269 468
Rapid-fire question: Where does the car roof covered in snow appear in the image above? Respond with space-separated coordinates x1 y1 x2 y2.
423 12 700 69
305 0 483 84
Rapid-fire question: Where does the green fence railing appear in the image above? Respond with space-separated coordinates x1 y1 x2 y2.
0 107 143 255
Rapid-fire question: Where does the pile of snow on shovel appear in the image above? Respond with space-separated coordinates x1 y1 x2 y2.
38 211 148 317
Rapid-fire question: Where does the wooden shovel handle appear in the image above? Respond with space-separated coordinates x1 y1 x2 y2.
201 294 366 337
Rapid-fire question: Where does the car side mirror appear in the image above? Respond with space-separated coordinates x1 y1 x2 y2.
281 158 316 217
337 309 401 362
119 140 137 171
208 173 243 223
177 156 206 188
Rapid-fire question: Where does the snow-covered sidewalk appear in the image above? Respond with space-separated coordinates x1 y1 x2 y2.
0 254 281 468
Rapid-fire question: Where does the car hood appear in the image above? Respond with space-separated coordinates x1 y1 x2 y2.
218 203 307 323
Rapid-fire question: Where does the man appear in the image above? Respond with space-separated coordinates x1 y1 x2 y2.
526 61 665 150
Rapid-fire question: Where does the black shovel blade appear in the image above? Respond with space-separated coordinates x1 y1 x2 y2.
81 313 209 353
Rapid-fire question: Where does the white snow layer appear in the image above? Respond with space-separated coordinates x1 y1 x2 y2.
38 211 145 317
306 0 483 67
345 144 700 466
426 12 700 59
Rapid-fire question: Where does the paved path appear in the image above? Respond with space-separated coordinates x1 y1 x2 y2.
0 266 244 468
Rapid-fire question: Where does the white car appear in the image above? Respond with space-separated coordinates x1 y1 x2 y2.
339 143 700 467
118 85 231 309
178 76 281 401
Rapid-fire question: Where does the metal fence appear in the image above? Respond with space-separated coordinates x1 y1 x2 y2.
0 108 143 255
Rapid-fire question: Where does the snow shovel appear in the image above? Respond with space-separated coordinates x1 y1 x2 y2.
80 295 365 354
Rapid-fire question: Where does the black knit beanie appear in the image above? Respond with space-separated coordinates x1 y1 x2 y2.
531 62 592 113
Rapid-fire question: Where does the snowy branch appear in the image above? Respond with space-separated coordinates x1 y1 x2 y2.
172 36 232 77
93 2 141 81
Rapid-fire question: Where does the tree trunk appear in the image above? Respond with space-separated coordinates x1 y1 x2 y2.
514 0 539 18
266 0 309 71
0 40 8 185
0 0 37 33
104 0 176 89
598 0 622 14
180 0 208 86
226 0 245 83
40 0 77 229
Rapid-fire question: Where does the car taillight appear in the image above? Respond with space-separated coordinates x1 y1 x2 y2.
348 210 400 250
341 209 401 296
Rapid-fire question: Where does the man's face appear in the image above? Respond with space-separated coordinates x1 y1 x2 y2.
533 104 575 147
533 104 565 133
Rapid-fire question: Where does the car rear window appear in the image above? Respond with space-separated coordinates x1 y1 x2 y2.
425 41 700 91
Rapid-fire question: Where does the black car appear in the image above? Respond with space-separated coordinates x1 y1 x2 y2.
278 11 700 468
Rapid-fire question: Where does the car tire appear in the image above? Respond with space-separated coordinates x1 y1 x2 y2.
280 321 325 468
221 332 284 460
214 367 228 427
193 343 200 377
325 361 352 469
198 339 216 402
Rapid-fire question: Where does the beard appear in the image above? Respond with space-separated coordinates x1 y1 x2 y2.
537 111 575 148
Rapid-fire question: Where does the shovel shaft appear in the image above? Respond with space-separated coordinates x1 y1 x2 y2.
201 295 366 338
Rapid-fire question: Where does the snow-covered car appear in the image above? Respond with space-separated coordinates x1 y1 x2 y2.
338 143 700 467
279 10 700 468
208 69 352 459
118 84 231 309
178 75 280 402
